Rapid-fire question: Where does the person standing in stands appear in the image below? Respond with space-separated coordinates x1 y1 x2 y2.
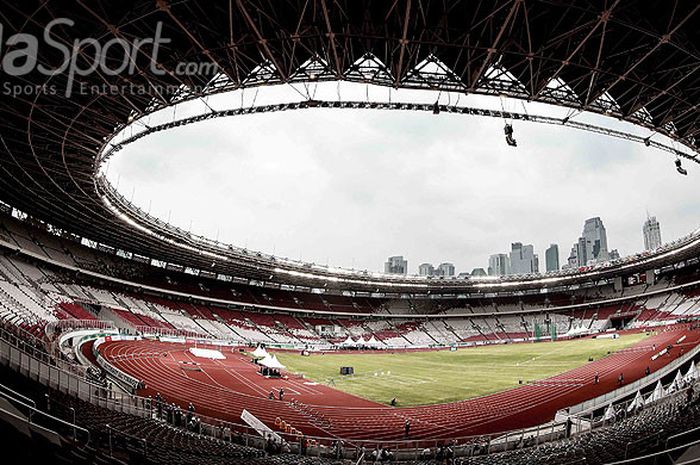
332 439 344 459
618 373 624 385
404 419 411 439
278 387 285 401
645 366 651 376
174 405 182 426
594 372 599 384
187 402 195 422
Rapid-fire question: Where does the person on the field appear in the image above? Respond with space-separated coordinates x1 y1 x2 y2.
390 397 397 406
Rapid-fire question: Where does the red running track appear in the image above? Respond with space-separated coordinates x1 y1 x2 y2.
98 326 700 442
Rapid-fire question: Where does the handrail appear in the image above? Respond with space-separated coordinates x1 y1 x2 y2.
603 434 700 465
0 382 36 407
0 388 91 445
47 319 115 339
665 423 700 449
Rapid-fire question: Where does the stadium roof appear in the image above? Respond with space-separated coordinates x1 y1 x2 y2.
1 0 699 292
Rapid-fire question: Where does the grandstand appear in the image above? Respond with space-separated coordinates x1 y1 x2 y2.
1 1 700 464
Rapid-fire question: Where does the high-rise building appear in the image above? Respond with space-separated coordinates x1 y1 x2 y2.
575 236 588 266
418 263 435 276
565 245 578 269
643 216 662 251
509 242 538 274
436 262 455 277
568 217 611 267
581 217 609 263
384 256 408 275
488 253 510 276
545 244 559 272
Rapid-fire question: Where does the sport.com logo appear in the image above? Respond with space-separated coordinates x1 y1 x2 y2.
0 18 215 97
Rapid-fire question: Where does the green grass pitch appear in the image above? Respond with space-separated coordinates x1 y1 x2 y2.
276 333 648 406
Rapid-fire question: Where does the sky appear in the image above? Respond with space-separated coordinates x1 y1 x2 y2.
106 82 699 275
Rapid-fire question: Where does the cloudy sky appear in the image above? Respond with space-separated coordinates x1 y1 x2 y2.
107 83 698 275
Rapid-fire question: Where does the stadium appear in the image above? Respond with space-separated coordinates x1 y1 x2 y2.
1 1 700 464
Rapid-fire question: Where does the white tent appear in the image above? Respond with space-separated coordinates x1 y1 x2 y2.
603 403 616 421
627 391 645 412
269 355 285 369
647 381 665 403
341 336 356 347
565 324 590 338
259 354 285 369
356 336 367 346
685 361 698 382
666 371 684 395
367 336 380 347
252 346 269 359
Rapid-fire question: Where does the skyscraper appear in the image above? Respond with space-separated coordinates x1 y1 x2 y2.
568 217 610 267
384 256 408 275
545 244 560 272
488 254 511 276
509 242 538 274
643 216 662 251
581 217 609 262
575 236 588 266
566 245 578 269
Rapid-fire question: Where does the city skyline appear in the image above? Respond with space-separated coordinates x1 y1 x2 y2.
385 214 663 277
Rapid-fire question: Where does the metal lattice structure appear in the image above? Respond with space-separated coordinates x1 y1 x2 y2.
0 0 699 292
